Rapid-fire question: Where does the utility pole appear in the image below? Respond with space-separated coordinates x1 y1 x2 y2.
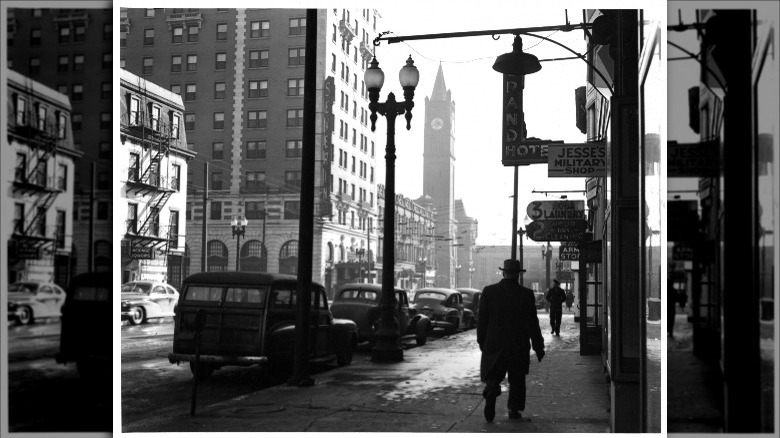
200 162 208 272
88 162 95 272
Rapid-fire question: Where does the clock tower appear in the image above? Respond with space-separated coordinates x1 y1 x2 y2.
422 64 457 287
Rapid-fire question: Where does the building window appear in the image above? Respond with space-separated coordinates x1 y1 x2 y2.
101 82 111 99
285 170 302 188
247 110 267 129
250 20 270 38
57 163 67 190
216 23 227 40
97 171 110 190
104 23 112 40
212 142 224 159
57 112 67 139
171 113 181 138
120 59 126 68
128 152 140 181
246 202 264 220
145 8 155 17
287 78 304 96
289 17 306 35
72 114 82 130
59 26 70 43
215 52 227 70
57 55 68 72
143 57 153 75
148 105 159 130
29 57 41 75
99 142 111 160
245 171 266 192
288 47 305 66
284 201 300 219
213 113 225 130
187 26 199 42
127 203 138 233
286 109 304 127
169 211 180 248
186 54 197 71
331 54 336 72
210 202 222 220
210 172 223 191
14 203 25 234
248 80 268 98
102 53 111 69
35 104 47 131
15 153 26 182
144 28 154 45
97 201 109 220
72 54 84 72
171 55 182 72
185 113 195 130
172 26 183 43
246 140 266 159
249 50 269 68
171 164 181 191
31 28 41 45
286 140 303 158
214 82 226 99
171 84 181 95
184 83 196 101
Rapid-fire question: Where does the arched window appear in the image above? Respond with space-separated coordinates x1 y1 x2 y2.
240 239 267 272
207 240 228 272
339 244 345 262
95 240 111 273
278 240 299 275
327 242 334 262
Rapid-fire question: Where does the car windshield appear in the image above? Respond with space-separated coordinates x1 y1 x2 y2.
122 282 152 294
339 289 379 301
9 282 37 293
461 294 473 304
415 291 446 302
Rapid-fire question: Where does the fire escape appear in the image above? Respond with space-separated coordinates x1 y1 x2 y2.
10 104 63 259
121 88 177 261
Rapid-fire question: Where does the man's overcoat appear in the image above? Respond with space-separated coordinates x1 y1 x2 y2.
477 278 544 381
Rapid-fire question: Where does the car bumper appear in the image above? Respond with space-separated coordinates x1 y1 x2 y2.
429 320 457 330
168 352 269 366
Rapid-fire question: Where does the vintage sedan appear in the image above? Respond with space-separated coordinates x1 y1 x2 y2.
7 281 66 325
121 281 179 325
455 288 482 324
534 291 549 311
412 287 475 334
331 283 431 346
168 272 358 379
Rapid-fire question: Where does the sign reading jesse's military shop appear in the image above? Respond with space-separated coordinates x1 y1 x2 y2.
667 140 719 177
548 143 607 177
559 241 580 261
526 200 585 221
525 219 587 242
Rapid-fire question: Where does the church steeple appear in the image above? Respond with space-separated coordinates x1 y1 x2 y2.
430 63 448 101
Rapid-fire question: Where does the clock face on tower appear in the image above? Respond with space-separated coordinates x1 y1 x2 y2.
430 117 444 130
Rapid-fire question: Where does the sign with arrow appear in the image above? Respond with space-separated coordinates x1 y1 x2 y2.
526 219 587 242
526 200 585 221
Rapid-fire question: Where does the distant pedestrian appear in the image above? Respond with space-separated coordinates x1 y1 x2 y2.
477 259 545 422
565 289 574 311
668 280 679 337
546 279 567 336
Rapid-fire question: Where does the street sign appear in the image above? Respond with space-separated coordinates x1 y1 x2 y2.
667 140 718 177
526 200 585 221
129 245 154 260
526 219 587 242
15 244 41 260
559 241 580 261
502 139 563 166
548 143 607 177
672 243 694 260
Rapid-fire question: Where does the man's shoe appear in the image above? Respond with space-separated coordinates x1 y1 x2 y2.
484 394 496 422
508 409 522 419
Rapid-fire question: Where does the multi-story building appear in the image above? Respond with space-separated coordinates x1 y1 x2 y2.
6 7 113 277
375 185 436 292
118 69 194 286
5 70 81 285
121 8 384 296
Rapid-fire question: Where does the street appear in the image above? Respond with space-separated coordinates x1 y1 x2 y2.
6 321 112 432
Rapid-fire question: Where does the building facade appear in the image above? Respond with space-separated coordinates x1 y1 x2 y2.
121 8 384 296
6 7 113 279
5 70 81 285
118 69 194 286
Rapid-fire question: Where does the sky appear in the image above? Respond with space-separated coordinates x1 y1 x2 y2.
368 4 596 246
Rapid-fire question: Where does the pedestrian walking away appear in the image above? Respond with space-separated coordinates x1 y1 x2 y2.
477 259 545 422
546 279 567 336
565 289 574 312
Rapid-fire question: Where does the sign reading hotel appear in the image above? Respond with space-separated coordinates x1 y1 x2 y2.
526 200 585 221
501 75 561 166
548 143 607 177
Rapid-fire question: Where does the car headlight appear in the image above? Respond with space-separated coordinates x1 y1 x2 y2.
8 301 18 310
121 301 130 309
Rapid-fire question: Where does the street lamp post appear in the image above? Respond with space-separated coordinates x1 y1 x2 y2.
455 264 462 288
365 55 419 363
231 215 248 271
518 227 526 286
356 248 365 283
468 266 476 288
418 256 427 288
541 242 553 290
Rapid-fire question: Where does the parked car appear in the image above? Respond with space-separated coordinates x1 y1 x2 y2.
7 281 66 325
121 281 179 325
411 287 475 334
168 272 358 379
55 272 111 379
331 283 431 346
455 288 482 324
534 291 549 311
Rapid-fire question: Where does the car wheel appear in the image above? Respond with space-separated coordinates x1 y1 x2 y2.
128 307 145 325
336 335 355 366
189 361 215 380
16 307 33 325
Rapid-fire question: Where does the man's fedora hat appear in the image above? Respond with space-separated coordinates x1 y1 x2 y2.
499 259 526 272
553 279 560 285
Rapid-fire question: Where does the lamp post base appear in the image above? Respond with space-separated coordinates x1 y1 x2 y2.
370 329 403 363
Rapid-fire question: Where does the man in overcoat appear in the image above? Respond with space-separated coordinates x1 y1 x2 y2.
546 279 567 336
477 259 545 422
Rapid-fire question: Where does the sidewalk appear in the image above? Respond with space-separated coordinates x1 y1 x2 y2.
124 314 610 433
